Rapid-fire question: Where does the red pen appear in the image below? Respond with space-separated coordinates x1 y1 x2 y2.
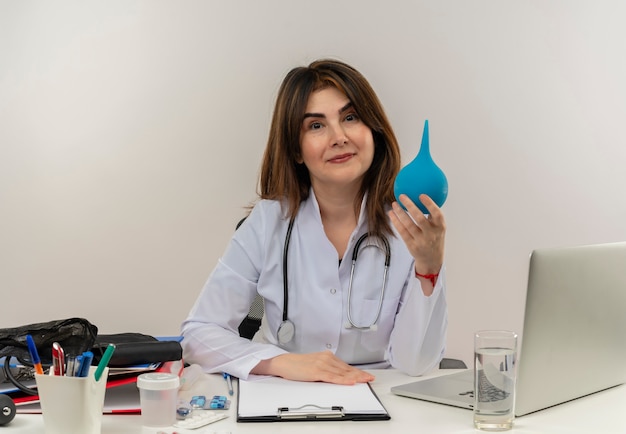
52 342 65 376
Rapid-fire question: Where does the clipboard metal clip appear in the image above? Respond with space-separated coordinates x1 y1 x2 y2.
278 404 345 420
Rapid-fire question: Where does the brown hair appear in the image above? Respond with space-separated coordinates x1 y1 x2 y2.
259 59 401 237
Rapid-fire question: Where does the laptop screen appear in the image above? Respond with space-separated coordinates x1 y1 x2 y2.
514 241 626 415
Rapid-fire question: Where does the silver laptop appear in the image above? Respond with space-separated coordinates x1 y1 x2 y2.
391 241 626 416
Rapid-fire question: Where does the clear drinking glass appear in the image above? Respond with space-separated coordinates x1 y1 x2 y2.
473 330 518 431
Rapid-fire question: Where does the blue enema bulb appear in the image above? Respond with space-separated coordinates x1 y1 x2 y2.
393 119 448 214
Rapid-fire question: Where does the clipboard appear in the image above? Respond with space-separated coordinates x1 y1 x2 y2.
236 376 390 422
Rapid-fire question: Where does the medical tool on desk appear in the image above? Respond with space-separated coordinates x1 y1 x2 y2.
277 218 391 344
0 395 16 426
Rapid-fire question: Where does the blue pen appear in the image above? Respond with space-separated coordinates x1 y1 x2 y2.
77 351 94 377
223 372 234 396
26 335 44 375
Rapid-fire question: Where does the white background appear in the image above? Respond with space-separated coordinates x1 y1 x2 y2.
2 1 625 365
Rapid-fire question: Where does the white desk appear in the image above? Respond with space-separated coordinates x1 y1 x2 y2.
9 369 626 433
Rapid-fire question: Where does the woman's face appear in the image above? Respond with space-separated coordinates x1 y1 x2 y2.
298 86 374 192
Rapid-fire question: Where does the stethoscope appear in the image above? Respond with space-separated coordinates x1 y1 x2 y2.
276 217 391 345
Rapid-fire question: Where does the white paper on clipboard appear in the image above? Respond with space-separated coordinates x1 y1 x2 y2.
237 376 389 420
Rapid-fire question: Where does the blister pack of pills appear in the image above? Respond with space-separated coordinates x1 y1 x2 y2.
173 410 228 429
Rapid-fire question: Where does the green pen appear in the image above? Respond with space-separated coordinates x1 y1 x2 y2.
94 343 116 382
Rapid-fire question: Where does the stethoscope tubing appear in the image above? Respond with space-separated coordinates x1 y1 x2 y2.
282 217 295 322
346 234 390 329
277 217 391 344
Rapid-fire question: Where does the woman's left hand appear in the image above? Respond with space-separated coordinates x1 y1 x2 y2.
389 194 446 283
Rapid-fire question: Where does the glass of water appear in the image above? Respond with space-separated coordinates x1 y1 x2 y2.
473 330 518 431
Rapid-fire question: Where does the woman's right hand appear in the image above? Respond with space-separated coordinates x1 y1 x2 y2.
251 351 375 385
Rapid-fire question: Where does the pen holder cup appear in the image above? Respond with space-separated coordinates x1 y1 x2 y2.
136 372 180 427
35 366 109 434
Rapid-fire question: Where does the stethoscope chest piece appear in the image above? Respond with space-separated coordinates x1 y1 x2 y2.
277 319 295 345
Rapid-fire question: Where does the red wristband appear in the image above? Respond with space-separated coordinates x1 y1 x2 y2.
415 271 439 286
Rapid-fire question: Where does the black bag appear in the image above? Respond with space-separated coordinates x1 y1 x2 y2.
0 318 98 395
1 318 182 395
0 317 98 366
92 333 182 367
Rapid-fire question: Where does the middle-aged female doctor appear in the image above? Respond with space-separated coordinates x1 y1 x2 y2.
181 59 447 385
